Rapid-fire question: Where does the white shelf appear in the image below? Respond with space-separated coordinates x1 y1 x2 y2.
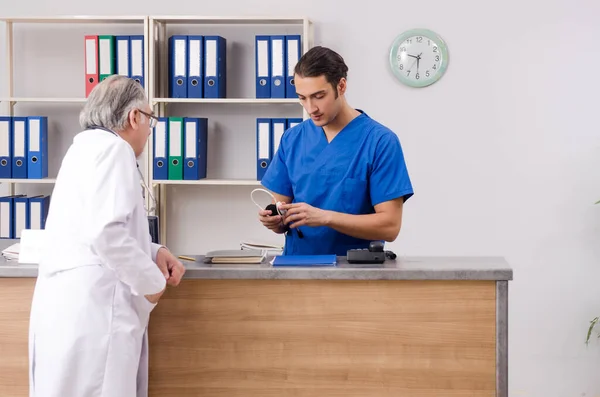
152 98 298 105
150 16 307 25
0 178 56 184
0 97 87 103
151 179 261 186
0 16 147 24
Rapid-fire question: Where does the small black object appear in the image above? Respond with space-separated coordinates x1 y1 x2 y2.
347 241 392 264
148 216 160 244
265 203 278 216
369 240 384 252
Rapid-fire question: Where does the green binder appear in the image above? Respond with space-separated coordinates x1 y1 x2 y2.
168 117 183 180
98 35 116 81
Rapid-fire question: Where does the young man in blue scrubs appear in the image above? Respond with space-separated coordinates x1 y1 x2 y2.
258 46 414 256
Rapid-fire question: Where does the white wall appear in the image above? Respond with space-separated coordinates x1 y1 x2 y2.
2 0 600 395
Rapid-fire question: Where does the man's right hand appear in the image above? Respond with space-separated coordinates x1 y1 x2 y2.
145 287 166 304
258 208 285 234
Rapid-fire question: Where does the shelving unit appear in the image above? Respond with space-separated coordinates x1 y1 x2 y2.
0 15 314 247
148 16 313 244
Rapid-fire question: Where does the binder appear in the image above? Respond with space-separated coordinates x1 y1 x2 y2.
116 36 131 78
204 36 226 98
84 35 99 97
168 117 183 180
183 117 208 180
28 195 50 230
98 35 116 82
169 35 188 98
14 196 28 238
130 35 145 87
27 116 48 179
271 118 286 156
12 117 28 179
255 35 271 98
270 35 286 98
152 117 168 180
187 36 204 98
256 118 271 180
285 35 301 98
272 255 337 267
287 118 302 130
0 195 24 238
0 117 12 179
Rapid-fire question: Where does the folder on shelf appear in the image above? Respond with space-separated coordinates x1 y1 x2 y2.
29 195 50 230
169 35 188 98
98 35 116 82
272 255 337 267
0 195 24 239
270 35 286 98
14 196 28 238
130 35 145 88
183 117 208 180
168 117 183 180
255 35 271 98
0 117 12 179
204 36 226 98
152 117 168 180
271 118 286 156
256 118 271 181
287 118 303 130
116 36 131 78
84 35 99 97
27 116 48 180
12 117 27 179
187 36 204 98
285 35 301 98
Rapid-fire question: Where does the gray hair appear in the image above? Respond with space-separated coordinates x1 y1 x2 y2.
79 75 148 131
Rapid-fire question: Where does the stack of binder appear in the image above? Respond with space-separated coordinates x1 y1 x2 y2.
255 35 302 99
0 195 50 239
256 118 302 180
84 35 145 97
0 116 49 179
152 117 208 181
168 35 227 98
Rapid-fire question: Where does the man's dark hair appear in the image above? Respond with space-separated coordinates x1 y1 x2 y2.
294 46 348 97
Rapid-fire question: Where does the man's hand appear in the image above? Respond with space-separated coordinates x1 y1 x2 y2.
258 208 286 234
156 247 185 286
279 202 331 228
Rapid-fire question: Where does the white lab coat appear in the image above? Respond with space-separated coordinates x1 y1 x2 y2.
28 128 167 397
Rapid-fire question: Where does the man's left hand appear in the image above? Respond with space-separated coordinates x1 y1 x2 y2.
279 202 331 228
156 247 185 286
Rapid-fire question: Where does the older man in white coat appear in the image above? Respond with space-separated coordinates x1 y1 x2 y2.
28 75 185 397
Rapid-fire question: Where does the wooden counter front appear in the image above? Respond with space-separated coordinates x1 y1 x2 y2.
148 279 496 397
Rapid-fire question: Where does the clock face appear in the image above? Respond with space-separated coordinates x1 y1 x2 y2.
389 29 449 88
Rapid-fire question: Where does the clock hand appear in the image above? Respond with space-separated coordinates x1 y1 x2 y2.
407 54 418 59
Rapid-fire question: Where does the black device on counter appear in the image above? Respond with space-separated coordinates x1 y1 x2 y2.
347 241 397 264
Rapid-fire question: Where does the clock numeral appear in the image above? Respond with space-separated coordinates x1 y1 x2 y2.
433 64 437 70
416 36 423 43
406 70 411 76
406 39 412 44
415 73 420 80
426 70 430 77
399 64 404 70
435 55 440 62
433 46 438 52
428 39 431 46
400 47 406 52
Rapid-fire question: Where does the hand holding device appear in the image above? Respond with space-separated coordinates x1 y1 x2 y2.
252 189 303 238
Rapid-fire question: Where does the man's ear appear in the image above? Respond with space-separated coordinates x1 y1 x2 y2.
337 77 347 96
128 109 138 129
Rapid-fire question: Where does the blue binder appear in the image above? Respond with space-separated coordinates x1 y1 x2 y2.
286 118 303 130
11 117 28 179
285 35 301 98
0 117 12 179
187 35 204 98
204 36 226 98
256 118 271 180
115 36 131 78
272 255 337 267
183 117 208 180
169 35 188 98
270 35 286 98
27 116 48 179
14 195 29 238
152 117 169 180
255 35 271 98
0 195 24 238
129 35 145 88
28 195 50 230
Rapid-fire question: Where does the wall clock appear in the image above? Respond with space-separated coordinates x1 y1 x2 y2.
389 28 449 88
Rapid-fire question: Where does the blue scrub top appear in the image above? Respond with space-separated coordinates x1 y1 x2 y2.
261 110 413 256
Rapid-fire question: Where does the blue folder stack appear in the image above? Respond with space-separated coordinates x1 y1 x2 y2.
0 116 49 179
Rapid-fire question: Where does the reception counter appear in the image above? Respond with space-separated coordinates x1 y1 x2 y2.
0 249 512 397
